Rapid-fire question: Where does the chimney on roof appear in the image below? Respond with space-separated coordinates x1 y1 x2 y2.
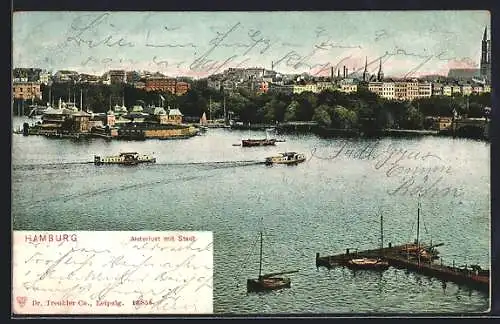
343 66 346 78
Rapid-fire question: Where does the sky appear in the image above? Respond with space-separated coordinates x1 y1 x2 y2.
12 11 490 78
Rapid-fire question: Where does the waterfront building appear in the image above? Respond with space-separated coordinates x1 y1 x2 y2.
168 108 183 124
452 85 461 95
293 83 319 94
381 82 395 99
427 116 453 131
53 70 79 83
368 82 383 96
316 81 335 92
39 70 52 85
106 109 116 127
406 82 419 101
432 83 444 96
418 82 432 98
12 81 42 101
472 85 484 95
443 85 453 96
339 83 358 94
88 119 104 129
145 77 176 93
394 82 407 100
483 84 491 93
155 107 170 125
72 110 91 133
461 84 473 96
78 73 100 84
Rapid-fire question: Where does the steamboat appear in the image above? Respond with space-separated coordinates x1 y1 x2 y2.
94 152 156 165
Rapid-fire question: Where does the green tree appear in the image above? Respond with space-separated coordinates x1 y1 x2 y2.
284 100 299 122
332 105 358 129
312 104 332 126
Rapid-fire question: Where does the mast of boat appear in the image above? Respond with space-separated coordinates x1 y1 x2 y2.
380 211 384 251
259 231 263 279
80 88 83 111
223 95 226 124
416 193 421 264
209 96 212 122
49 86 52 107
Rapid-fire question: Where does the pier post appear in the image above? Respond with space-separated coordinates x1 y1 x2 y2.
346 248 349 255
316 253 319 267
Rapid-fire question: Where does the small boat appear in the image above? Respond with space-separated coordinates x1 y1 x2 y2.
199 112 208 132
346 258 390 270
265 152 306 165
94 152 156 166
400 196 443 262
242 138 277 147
247 231 298 293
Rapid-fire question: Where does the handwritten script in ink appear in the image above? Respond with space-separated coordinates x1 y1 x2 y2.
12 231 213 314
310 140 464 198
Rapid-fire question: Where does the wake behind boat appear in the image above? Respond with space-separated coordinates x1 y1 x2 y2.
94 152 156 166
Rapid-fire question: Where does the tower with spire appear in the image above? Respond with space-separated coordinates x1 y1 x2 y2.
480 26 491 81
377 58 384 81
362 57 369 82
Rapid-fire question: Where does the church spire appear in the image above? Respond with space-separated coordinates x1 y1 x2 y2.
362 56 368 82
377 58 384 81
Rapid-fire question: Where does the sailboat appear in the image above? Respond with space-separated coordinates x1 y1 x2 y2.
199 112 208 132
246 231 298 293
399 196 443 262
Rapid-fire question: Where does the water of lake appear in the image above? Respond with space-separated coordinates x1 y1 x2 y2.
11 117 490 314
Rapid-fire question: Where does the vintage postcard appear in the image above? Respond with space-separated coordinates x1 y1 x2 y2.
12 11 491 315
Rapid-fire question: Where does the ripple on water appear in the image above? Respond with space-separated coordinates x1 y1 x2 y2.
12 126 490 314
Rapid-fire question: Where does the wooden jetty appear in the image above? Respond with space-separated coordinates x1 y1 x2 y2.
316 244 490 293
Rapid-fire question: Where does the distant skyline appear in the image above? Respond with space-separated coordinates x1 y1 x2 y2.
13 11 490 78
